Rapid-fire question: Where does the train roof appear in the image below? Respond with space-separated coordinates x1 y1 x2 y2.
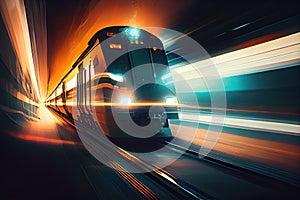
88 26 130 47
87 26 160 46
47 26 161 100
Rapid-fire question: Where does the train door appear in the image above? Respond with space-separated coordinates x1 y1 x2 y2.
77 63 84 115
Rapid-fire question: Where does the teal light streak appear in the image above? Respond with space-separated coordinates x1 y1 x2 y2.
232 22 251 31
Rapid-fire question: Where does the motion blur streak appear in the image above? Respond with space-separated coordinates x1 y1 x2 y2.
181 113 300 134
171 124 300 172
55 102 179 107
0 0 41 101
173 32 300 79
91 102 179 107
111 161 159 200
180 104 299 116
38 104 63 125
14 133 77 145
0 104 38 122
8 105 70 145
24 0 48 100
164 18 217 45
156 170 177 185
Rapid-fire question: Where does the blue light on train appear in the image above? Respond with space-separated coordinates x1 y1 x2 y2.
124 28 140 39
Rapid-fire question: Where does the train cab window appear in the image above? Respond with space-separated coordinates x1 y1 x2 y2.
129 48 151 67
150 47 173 88
151 49 168 65
107 53 130 74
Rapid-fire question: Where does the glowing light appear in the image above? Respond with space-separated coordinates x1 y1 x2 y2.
180 113 300 135
94 72 124 82
111 161 157 199
56 87 62 96
16 134 77 145
108 73 124 82
91 102 178 107
106 32 115 36
0 0 42 101
66 75 77 91
165 96 178 104
124 28 140 39
161 73 172 80
156 170 177 185
109 43 122 49
232 22 251 31
120 96 132 105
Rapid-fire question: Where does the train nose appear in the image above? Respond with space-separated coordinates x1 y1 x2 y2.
130 106 168 127
133 83 175 102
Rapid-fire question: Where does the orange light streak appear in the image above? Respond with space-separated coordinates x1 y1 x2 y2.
110 161 158 199
15 133 77 145
61 101 298 116
92 102 179 107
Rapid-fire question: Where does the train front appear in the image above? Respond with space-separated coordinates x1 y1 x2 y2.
97 27 178 139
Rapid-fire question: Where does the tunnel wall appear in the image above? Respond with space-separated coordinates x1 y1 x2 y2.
0 12 39 122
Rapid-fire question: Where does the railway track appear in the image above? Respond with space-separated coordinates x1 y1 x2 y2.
48 107 299 199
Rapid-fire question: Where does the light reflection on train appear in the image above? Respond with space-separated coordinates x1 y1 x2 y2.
45 26 178 139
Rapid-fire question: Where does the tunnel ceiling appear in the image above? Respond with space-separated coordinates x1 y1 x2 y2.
44 0 299 97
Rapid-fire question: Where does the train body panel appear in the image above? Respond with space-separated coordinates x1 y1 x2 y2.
46 26 178 139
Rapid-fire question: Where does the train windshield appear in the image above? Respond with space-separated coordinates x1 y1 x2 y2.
106 53 130 74
101 29 173 89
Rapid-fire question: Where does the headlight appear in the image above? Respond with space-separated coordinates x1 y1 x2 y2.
120 96 132 105
108 73 124 82
165 96 178 104
124 28 140 39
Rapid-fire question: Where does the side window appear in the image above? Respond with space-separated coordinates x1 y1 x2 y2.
93 56 99 68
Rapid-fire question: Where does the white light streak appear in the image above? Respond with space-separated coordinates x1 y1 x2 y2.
180 113 300 135
66 75 77 91
173 32 300 79
0 0 41 102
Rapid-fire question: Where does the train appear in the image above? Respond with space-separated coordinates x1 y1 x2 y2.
46 26 178 141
